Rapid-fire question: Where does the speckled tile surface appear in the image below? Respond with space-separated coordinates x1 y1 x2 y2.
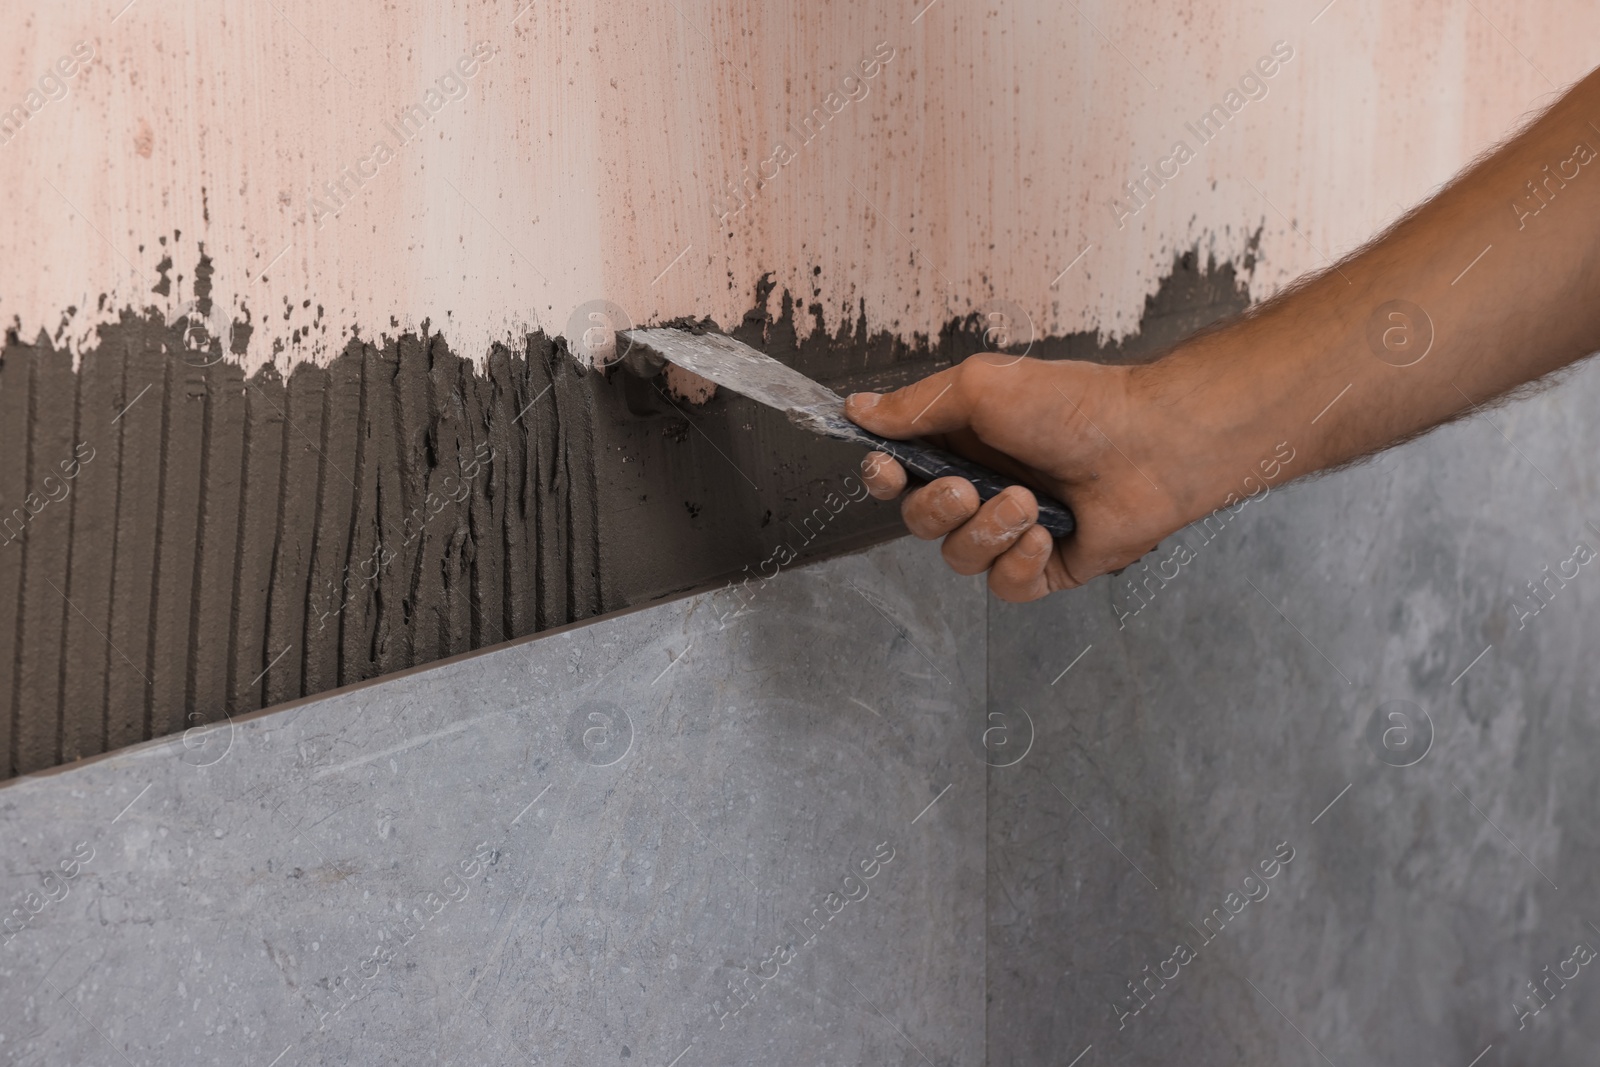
0 537 984 1067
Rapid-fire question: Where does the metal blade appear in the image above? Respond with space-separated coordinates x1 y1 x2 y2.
621 328 872 442
620 328 1078 537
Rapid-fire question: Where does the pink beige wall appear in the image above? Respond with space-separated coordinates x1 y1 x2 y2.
1 1 1593 367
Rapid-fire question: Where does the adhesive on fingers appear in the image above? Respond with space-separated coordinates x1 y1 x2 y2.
970 524 1028 551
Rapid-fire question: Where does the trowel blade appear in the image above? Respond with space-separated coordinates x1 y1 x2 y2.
620 327 1079 537
620 328 872 443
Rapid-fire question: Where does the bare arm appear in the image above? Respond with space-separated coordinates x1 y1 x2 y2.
845 65 1600 601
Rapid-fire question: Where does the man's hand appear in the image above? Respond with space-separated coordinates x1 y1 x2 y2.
845 355 1187 602
849 63 1600 601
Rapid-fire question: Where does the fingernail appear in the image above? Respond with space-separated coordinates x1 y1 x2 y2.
849 392 881 412
996 493 1033 532
931 483 967 520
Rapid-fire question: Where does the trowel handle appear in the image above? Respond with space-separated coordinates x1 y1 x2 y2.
855 430 1076 538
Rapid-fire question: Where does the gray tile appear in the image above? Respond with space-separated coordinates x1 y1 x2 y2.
986 362 1600 1065
0 537 985 1067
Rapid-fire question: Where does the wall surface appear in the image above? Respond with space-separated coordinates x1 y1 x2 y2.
5 9 1600 1056
987 358 1600 1064
6 1 1597 776
0 537 987 1066
3 0 1595 369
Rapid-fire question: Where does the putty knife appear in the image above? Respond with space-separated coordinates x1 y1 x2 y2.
619 328 1076 537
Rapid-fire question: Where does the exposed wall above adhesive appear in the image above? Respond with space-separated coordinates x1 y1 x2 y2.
3 2 1591 369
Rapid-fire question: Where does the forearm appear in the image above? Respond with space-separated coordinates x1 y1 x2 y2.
1138 65 1600 521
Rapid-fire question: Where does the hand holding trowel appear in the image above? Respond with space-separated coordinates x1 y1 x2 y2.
619 328 1075 537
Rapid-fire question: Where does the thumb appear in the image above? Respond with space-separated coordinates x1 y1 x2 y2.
844 363 975 439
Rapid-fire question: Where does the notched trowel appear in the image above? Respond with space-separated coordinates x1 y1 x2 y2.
618 328 1075 537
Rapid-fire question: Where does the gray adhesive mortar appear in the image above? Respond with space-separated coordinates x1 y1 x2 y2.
0 248 1251 780
599 247 1254 605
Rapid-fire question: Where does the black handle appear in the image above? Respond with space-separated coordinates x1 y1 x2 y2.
854 430 1076 538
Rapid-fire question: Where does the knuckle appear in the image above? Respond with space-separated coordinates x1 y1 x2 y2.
955 353 988 385
958 352 994 373
960 351 1033 379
